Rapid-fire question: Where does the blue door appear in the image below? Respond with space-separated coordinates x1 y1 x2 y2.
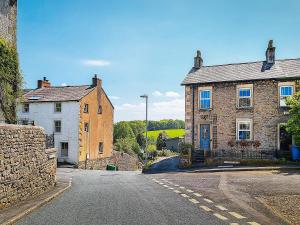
200 124 210 151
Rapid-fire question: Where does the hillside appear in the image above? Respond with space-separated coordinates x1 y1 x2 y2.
146 129 185 139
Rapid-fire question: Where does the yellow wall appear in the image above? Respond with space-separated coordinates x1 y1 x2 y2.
78 88 114 162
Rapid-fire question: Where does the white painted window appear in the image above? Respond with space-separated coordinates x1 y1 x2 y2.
61 142 68 157
54 102 62 112
199 87 212 109
236 119 252 141
279 86 294 107
23 103 29 113
54 120 61 133
237 86 252 108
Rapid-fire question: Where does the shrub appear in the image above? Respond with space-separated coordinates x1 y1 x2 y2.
179 143 193 156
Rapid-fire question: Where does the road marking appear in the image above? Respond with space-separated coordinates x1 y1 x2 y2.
173 190 181 193
163 185 169 188
199 205 212 212
186 189 194 193
229 212 246 219
189 198 200 204
158 182 164 185
180 194 189 198
179 186 185 189
215 205 228 211
174 184 179 187
247 222 261 225
213 213 228 221
193 193 202 197
203 198 214 203
168 187 174 190
230 223 239 225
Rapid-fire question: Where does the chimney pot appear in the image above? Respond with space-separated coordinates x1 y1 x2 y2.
266 40 275 64
194 50 203 69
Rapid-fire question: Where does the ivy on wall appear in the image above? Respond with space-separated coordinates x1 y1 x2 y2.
0 38 22 123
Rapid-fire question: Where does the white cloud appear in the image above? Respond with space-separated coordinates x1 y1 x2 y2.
109 96 120 100
165 91 180 98
152 91 163 97
61 83 67 86
115 98 184 122
82 59 111 67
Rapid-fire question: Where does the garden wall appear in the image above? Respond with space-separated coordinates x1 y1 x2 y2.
78 151 140 171
0 124 57 209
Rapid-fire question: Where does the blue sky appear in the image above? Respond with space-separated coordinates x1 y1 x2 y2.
18 0 300 121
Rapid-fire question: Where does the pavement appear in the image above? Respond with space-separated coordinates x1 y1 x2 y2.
14 169 227 225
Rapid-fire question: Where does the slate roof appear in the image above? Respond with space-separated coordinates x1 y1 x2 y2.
182 58 300 85
22 85 95 102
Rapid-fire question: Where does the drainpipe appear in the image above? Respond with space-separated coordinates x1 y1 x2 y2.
192 85 195 148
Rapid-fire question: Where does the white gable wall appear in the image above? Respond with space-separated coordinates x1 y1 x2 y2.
17 101 80 164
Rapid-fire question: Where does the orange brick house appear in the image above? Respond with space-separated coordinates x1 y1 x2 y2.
17 75 114 165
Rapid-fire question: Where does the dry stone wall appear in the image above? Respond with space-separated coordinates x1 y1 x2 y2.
0 124 56 209
78 151 140 171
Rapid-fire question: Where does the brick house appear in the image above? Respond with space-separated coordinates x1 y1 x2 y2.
17 75 114 165
182 41 300 162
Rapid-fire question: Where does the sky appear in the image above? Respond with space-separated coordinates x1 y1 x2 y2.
17 0 300 122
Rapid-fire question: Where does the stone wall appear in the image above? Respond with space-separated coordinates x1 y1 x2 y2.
185 79 300 152
0 0 17 46
78 151 140 171
0 124 57 209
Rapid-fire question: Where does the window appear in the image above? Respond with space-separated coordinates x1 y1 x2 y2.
237 86 252 108
236 120 252 141
54 102 62 112
98 105 102 114
98 142 104 153
199 87 212 109
61 142 68 157
23 103 29 113
84 104 89 113
54 120 61 133
279 86 293 107
84 122 89 132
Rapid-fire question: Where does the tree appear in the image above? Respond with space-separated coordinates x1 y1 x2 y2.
113 122 135 142
156 132 168 150
0 38 22 123
136 133 146 148
286 92 300 145
114 138 135 155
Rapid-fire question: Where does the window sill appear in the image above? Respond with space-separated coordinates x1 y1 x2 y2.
198 108 212 111
236 107 253 110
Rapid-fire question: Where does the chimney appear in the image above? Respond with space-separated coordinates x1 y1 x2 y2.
194 50 203 69
92 74 102 114
37 77 51 88
265 40 275 64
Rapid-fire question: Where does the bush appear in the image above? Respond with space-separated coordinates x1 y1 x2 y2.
157 149 177 157
179 143 193 156
146 144 157 159
114 138 136 155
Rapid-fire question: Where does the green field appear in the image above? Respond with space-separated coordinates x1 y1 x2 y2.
146 129 185 139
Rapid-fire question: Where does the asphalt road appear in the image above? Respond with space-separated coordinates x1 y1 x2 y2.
16 169 227 225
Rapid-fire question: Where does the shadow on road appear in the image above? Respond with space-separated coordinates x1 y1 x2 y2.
144 156 180 174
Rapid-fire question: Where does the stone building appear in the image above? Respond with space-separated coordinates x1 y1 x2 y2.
0 0 17 46
17 75 114 165
182 41 300 162
0 0 17 122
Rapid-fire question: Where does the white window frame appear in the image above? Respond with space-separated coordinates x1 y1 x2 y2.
236 119 253 141
236 84 253 108
198 86 212 110
278 82 295 107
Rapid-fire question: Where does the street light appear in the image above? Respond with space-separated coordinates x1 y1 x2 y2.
140 94 148 159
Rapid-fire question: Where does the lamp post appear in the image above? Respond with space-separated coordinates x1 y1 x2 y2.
140 94 148 159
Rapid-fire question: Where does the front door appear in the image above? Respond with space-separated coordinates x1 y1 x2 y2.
200 124 210 151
